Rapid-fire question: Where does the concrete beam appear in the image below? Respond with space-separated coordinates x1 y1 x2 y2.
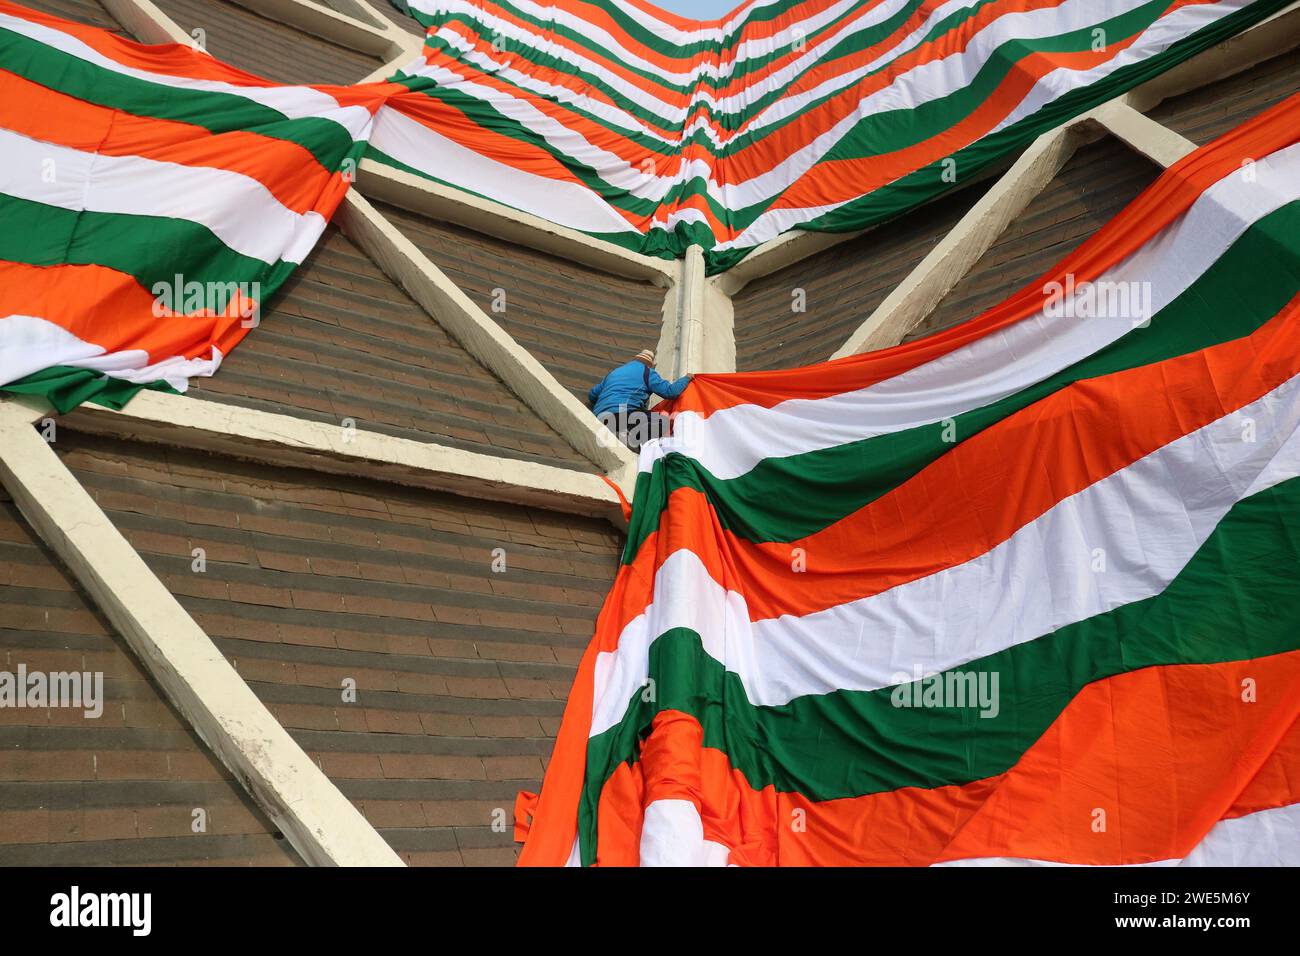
653 258 685 380
335 191 640 493
670 246 735 375
101 0 192 43
832 123 1084 357
1096 100 1197 168
228 0 400 57
16 391 625 525
318 0 387 31
355 159 674 286
0 402 404 867
357 44 422 84
1126 1 1300 112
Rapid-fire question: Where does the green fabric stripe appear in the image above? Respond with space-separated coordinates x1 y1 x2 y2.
736 0 1292 272
394 2 1166 229
624 201 1300 560
579 474 1300 863
0 366 178 415
373 0 1287 267
0 26 357 172
408 0 889 68
0 194 300 292
416 0 935 116
359 145 664 257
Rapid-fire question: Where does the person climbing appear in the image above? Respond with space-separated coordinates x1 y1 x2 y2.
588 349 691 451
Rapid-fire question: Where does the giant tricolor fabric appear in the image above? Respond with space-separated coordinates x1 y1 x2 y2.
0 0 388 412
515 92 1300 866
375 0 1292 271
0 0 1291 408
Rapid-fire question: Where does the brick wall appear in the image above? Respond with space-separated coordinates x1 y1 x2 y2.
1149 46 1300 146
54 432 622 866
19 0 125 33
0 494 298 865
905 137 1161 342
190 225 590 471
375 202 667 402
730 180 996 371
362 0 422 36
150 0 382 84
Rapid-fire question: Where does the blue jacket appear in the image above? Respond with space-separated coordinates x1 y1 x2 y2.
588 361 690 416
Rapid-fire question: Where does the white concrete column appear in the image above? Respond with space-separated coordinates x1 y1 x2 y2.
668 245 735 375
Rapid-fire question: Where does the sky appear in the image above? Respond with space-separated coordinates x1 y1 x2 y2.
649 0 745 19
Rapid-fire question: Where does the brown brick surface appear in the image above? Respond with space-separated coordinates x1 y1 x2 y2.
189 226 589 471
149 0 382 84
907 137 1162 341
731 176 998 371
18 0 125 33
1149 48 1300 147
55 433 622 866
376 202 667 401
0 501 299 866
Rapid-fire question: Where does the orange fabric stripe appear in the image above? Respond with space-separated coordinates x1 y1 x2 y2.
385 87 600 190
698 291 1300 622
754 0 1212 205
594 651 1300 865
674 89 1300 417
0 261 254 362
589 289 1300 650
0 0 397 112
0 0 297 87
0 68 342 215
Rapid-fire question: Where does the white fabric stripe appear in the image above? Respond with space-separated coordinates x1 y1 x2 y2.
936 801 1300 866
639 798 1300 866
712 0 1252 249
412 0 945 122
368 108 640 234
591 373 1300 733
0 128 326 265
0 314 219 391
388 1 1244 248
400 0 1199 211
0 11 376 138
639 800 733 867
647 141 1300 480
411 0 893 84
414 30 678 144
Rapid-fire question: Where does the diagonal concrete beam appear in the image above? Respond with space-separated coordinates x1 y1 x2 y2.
335 190 640 494
831 122 1085 357
101 0 191 43
0 401 404 867
354 160 675 285
1094 100 1197 168
228 0 400 56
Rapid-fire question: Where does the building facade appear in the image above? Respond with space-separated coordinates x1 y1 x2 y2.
2 0 1299 865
